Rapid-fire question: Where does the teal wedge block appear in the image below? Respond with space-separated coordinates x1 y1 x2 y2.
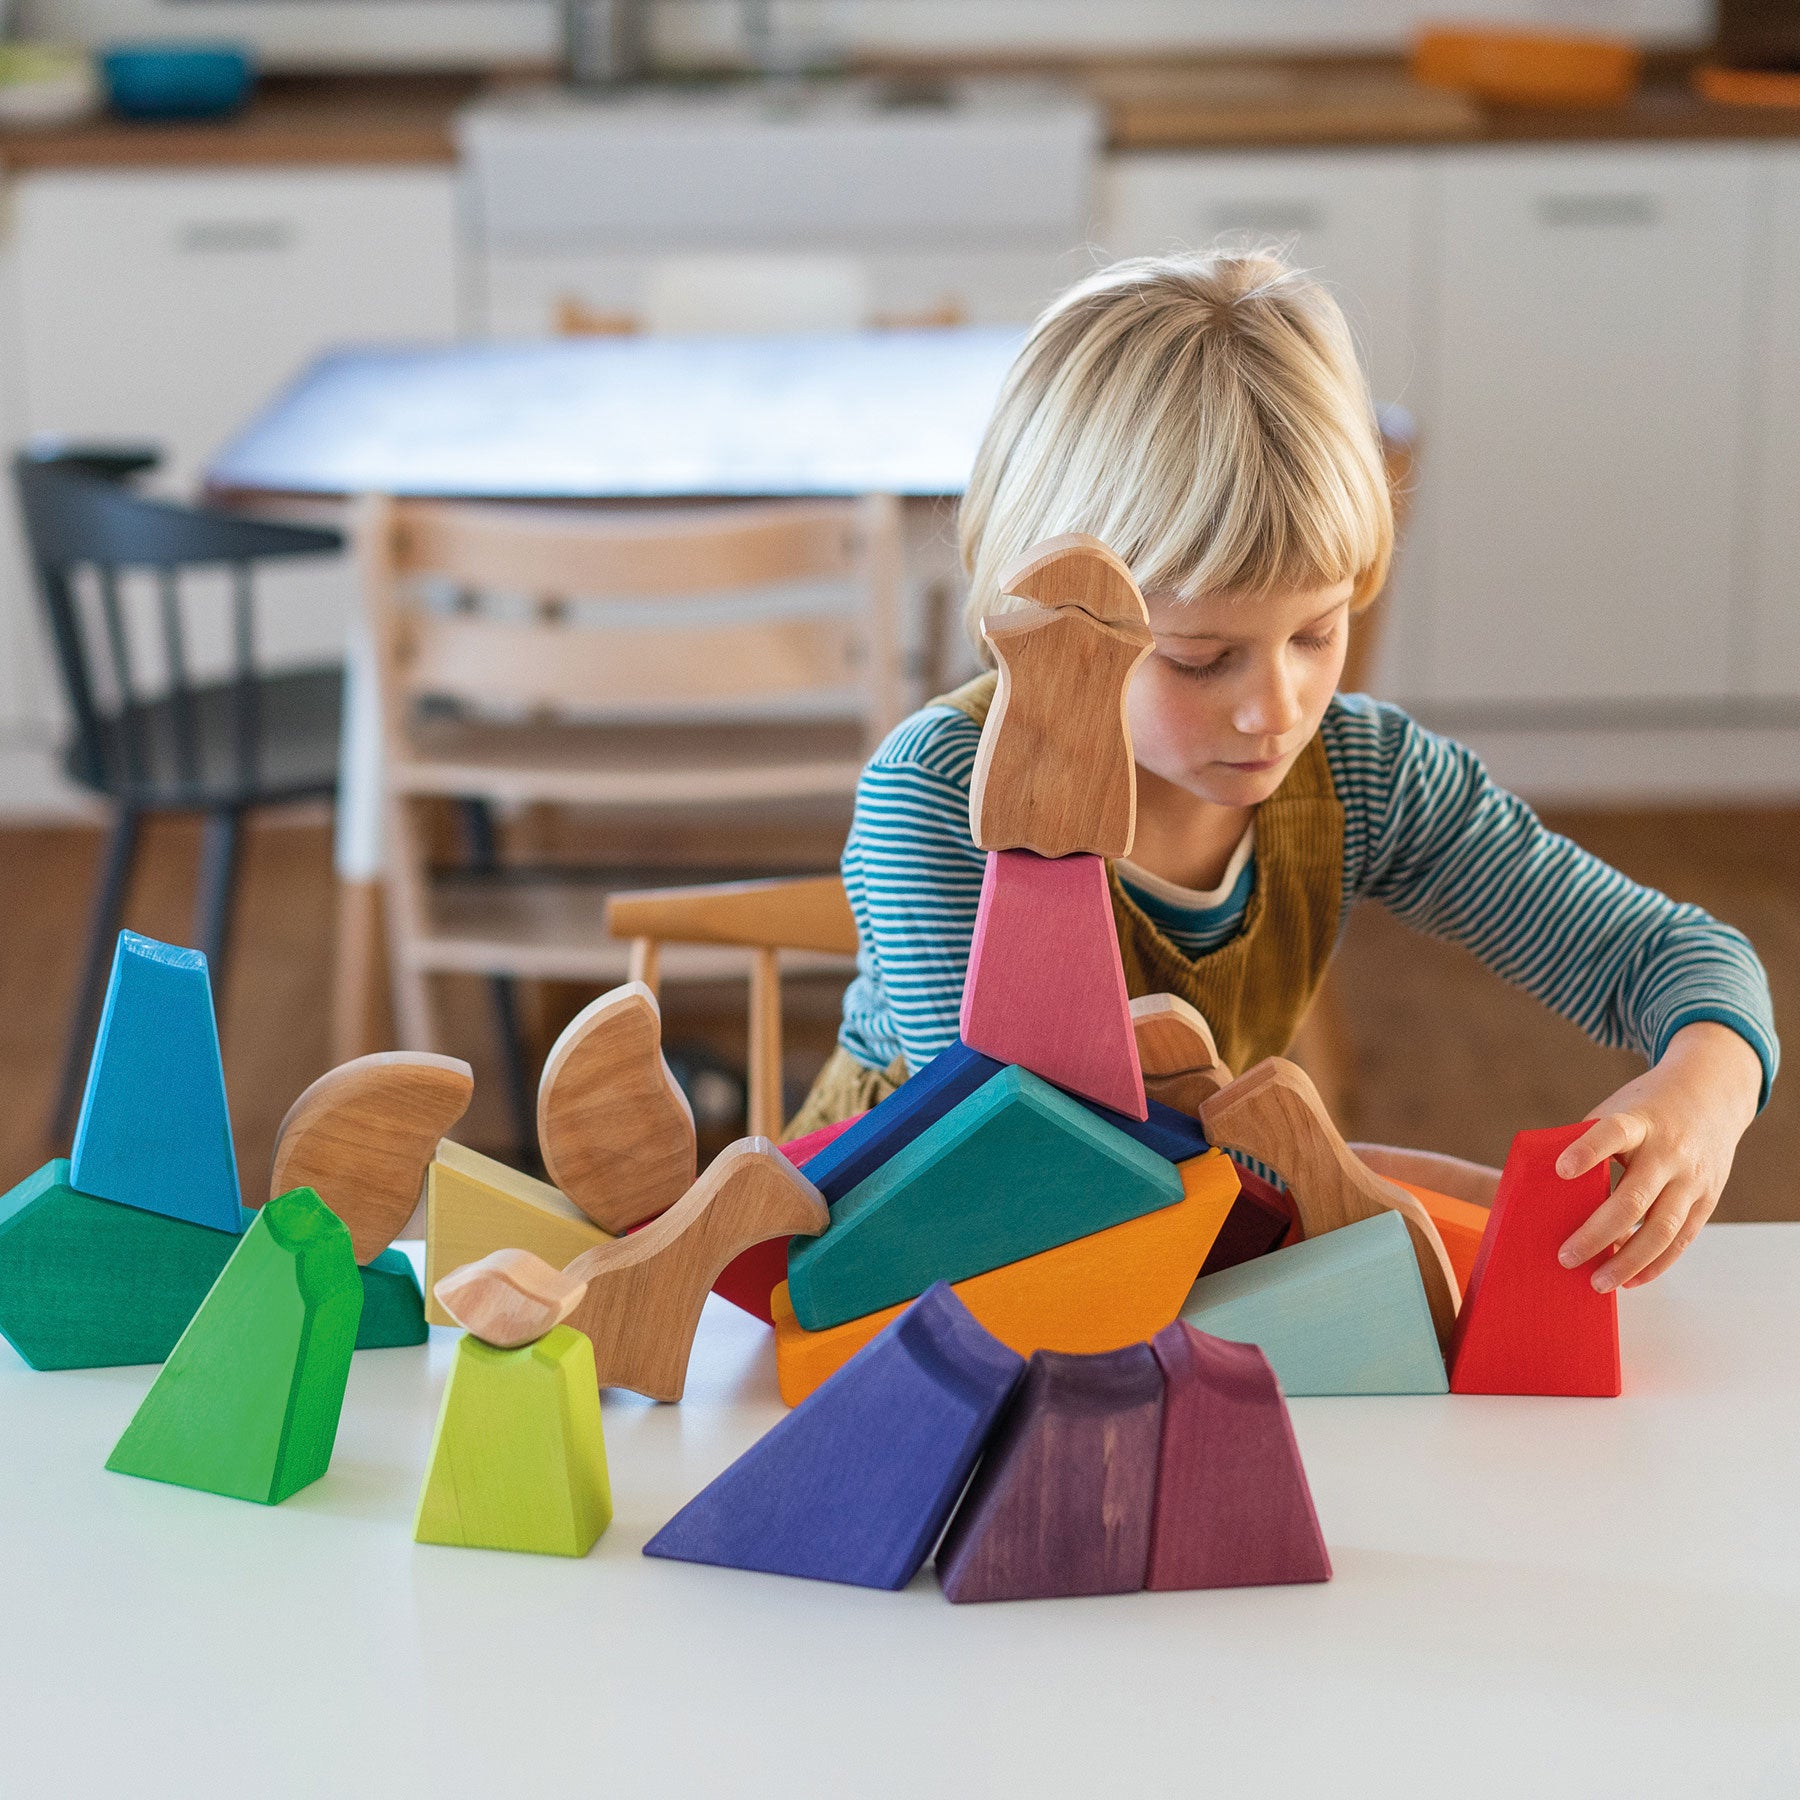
787 1064 1183 1332
1180 1211 1448 1396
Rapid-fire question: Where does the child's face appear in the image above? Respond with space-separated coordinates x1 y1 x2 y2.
1127 578 1354 808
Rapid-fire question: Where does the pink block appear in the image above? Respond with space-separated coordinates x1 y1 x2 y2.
959 849 1146 1120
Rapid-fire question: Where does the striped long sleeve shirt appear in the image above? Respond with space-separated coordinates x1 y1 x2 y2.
836 692 1779 1107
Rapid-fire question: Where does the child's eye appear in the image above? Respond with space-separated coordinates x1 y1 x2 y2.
1161 651 1228 682
1293 631 1337 652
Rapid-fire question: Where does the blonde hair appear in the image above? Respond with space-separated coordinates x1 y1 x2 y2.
960 250 1394 652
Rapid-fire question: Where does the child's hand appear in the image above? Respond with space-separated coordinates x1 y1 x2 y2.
1554 1022 1764 1292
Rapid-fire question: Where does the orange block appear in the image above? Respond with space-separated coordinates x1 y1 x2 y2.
771 1149 1239 1407
1393 1179 1490 1295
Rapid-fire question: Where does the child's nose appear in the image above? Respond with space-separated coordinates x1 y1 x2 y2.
1233 664 1303 739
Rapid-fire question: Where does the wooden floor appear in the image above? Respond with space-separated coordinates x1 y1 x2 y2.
2 806 1794 1221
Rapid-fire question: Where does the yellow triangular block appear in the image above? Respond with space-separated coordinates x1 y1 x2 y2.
424 1140 612 1327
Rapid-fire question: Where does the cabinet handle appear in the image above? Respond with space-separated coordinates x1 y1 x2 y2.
1207 200 1326 236
174 220 295 254
1534 193 1660 229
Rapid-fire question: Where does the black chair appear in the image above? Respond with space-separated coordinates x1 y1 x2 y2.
13 444 346 1141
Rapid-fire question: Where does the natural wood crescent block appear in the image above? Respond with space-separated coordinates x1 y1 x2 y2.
423 1140 612 1329
434 1247 591 1348
1201 1058 1460 1349
1449 1121 1620 1397
960 849 1147 1120
537 981 696 1233
1131 992 1234 1115
969 603 1153 858
270 1051 474 1264
770 1149 1239 1406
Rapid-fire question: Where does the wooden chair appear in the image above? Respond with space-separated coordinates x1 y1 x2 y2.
362 494 903 1101
606 874 860 1139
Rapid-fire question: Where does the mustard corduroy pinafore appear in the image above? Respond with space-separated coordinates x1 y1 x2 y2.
786 672 1345 1136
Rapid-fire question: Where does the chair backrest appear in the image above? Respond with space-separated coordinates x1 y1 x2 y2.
12 447 342 798
361 492 905 748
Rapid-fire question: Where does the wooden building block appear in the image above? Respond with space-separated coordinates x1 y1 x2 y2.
354 1249 429 1349
70 930 239 1232
786 1064 1181 1333
1450 1122 1620 1398
771 1149 1239 1405
423 1139 612 1329
1131 993 1234 1115
1390 1179 1489 1295
1202 1059 1460 1348
936 1343 1165 1603
1197 1174 1293 1278
710 1113 870 1325
434 1246 591 1347
414 1325 612 1557
1181 1211 1448 1396
1144 1321 1331 1591
537 981 696 1232
106 1186 363 1504
269 1051 474 1263
969 536 1154 859
644 1282 1024 1589
1351 1142 1501 1208
960 849 1147 1120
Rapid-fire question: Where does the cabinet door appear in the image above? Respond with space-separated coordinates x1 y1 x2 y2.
1416 148 1754 704
1098 151 1424 407
1746 150 1800 698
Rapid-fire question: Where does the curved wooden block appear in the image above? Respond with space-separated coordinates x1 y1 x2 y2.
537 981 696 1233
433 1247 591 1348
1350 1142 1502 1209
1386 1178 1490 1295
562 1139 829 1401
970 604 1153 858
1130 993 1234 1115
271 1051 473 1264
998 533 1152 629
1200 1058 1460 1350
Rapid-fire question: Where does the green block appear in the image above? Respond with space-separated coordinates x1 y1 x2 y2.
0 1163 423 1369
1180 1211 1448 1396
414 1325 612 1557
106 1186 364 1504
786 1063 1184 1332
357 1248 428 1350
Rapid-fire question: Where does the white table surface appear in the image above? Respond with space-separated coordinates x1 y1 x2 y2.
5 1225 1798 1800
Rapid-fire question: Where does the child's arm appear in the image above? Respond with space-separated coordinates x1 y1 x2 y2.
1333 697 1778 1287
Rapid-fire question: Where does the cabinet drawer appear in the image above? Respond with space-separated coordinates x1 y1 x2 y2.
1746 151 1800 698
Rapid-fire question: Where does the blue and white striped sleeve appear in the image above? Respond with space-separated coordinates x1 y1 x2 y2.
1327 695 1780 1107
837 707 989 1075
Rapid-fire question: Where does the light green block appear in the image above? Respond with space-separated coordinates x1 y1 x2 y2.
105 1186 363 1503
414 1326 613 1557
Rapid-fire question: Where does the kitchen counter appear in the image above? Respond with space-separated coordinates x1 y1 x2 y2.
1 54 1798 173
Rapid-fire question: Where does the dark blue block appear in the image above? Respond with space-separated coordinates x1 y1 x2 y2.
1077 1093 1210 1164
643 1282 1024 1590
802 1040 1005 1205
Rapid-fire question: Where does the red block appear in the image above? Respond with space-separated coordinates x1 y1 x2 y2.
1449 1121 1620 1397
710 1114 867 1324
958 849 1146 1120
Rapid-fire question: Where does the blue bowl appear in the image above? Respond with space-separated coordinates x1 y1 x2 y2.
101 44 255 121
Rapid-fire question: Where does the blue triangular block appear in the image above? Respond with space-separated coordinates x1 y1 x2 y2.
644 1283 1024 1589
1180 1211 1448 1396
71 931 240 1232
1079 1092 1209 1164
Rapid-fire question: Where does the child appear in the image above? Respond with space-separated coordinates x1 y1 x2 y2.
793 250 1776 1295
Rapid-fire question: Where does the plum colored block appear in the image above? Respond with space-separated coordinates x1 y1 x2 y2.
959 849 1146 1119
936 1343 1164 1603
643 1283 1024 1589
1145 1321 1331 1591
1181 1211 1448 1396
799 1042 1005 1204
1197 1173 1292 1278
1450 1122 1620 1397
786 1063 1183 1332
71 931 240 1231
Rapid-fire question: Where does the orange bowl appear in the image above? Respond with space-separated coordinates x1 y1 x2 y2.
1411 26 1642 106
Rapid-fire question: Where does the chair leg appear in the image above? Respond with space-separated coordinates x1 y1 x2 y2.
50 807 142 1143
457 797 534 1163
194 806 244 990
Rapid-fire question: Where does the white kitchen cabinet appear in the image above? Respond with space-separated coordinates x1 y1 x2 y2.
1098 151 1426 411
1 165 460 736
1412 147 1755 705
1745 150 1800 698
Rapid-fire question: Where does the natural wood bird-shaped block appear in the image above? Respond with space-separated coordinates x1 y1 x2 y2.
1200 1058 1461 1350
1130 993 1235 1117
968 535 1154 858
537 982 696 1233
270 1052 474 1264
435 1140 829 1401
